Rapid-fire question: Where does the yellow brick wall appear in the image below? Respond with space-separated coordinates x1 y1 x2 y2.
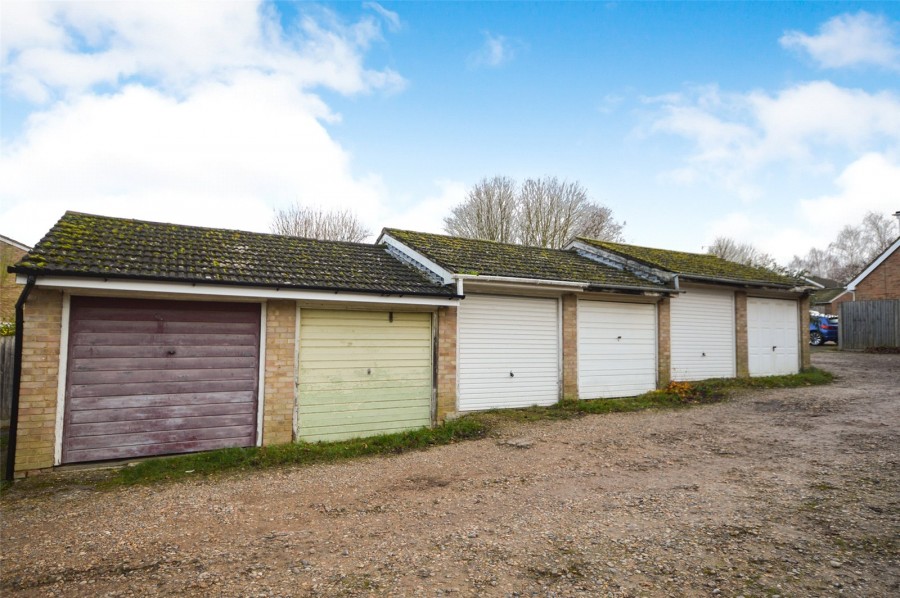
734 291 749 378
262 300 296 445
799 295 811 369
561 294 578 401
1 241 28 324
656 297 671 388
435 306 457 421
15 288 63 475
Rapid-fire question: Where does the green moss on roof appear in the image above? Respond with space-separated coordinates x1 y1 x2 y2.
12 212 454 296
384 229 665 289
811 287 846 304
577 238 799 287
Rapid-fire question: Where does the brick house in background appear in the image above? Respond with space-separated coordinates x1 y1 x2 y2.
843 237 900 302
1 235 32 324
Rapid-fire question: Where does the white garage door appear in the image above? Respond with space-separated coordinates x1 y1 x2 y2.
671 288 735 381
748 298 799 376
578 301 657 399
458 295 560 411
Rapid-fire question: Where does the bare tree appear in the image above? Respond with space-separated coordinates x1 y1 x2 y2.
861 211 899 255
443 176 519 243
520 177 581 248
829 224 871 282
706 237 760 265
706 236 780 270
788 210 899 283
444 175 624 248
271 204 370 242
787 247 837 279
578 203 625 244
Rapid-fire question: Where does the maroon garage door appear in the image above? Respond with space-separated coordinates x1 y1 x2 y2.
63 297 261 463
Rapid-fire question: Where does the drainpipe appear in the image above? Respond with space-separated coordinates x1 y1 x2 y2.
5 275 36 482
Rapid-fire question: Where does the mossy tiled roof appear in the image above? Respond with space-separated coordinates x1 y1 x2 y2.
576 238 799 287
383 229 666 290
811 287 846 305
11 212 455 296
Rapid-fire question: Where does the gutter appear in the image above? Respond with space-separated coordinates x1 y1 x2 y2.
680 273 797 290
11 269 461 300
585 283 678 295
454 274 589 289
5 274 36 482
454 274 676 295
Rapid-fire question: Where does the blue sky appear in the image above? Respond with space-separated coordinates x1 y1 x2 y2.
1 1 899 262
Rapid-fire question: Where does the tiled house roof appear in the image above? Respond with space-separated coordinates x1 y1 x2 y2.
576 238 800 287
11 212 455 297
382 229 668 290
810 287 846 305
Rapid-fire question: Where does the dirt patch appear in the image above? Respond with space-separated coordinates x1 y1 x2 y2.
2 350 898 597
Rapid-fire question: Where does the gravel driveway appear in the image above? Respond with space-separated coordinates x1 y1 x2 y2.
2 350 898 597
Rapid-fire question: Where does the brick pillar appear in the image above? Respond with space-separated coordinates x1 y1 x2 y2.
262 300 296 445
799 295 811 369
435 306 458 421
735 291 749 378
15 288 63 476
657 297 671 388
561 294 578 401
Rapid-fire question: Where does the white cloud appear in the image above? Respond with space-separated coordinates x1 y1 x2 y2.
0 74 390 246
648 81 900 195
781 12 900 71
704 153 900 262
799 152 900 224
382 180 467 234
0 2 405 103
0 2 410 246
363 2 402 32
469 32 517 68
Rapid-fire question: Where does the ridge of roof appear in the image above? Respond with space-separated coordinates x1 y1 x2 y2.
382 228 668 290
11 212 455 297
576 237 800 288
0 234 31 252
846 236 900 291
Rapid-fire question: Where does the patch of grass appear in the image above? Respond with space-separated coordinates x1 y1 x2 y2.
63 367 835 489
471 368 833 423
106 417 488 487
697 367 834 390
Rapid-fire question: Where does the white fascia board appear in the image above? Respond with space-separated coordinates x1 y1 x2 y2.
846 237 900 291
455 274 588 289
568 240 672 284
20 275 458 306
1 235 31 252
378 234 455 285
803 277 825 289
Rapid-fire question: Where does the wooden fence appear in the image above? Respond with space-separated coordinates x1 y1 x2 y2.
839 299 900 350
0 335 13 427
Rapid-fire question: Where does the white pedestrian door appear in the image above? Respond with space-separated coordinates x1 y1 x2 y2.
748 298 799 376
457 295 560 411
578 301 657 398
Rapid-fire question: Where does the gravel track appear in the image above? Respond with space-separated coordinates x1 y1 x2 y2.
2 349 898 597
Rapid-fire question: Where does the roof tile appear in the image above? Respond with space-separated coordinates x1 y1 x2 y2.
577 238 800 287
384 229 666 289
12 212 455 297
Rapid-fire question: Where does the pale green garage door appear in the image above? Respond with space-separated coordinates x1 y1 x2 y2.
297 310 433 442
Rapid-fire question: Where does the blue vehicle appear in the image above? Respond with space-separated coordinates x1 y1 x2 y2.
809 312 839 346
